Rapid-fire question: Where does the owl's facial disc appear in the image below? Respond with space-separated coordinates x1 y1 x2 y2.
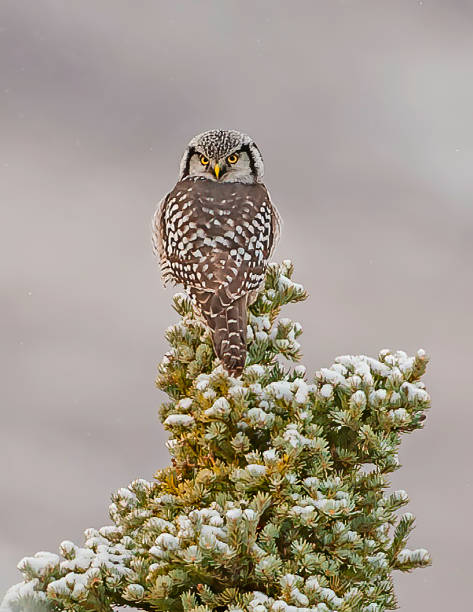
179 130 264 183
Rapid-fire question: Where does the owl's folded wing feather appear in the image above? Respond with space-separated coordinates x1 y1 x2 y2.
152 195 174 286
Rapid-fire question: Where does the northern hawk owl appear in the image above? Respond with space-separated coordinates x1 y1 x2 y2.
153 129 280 376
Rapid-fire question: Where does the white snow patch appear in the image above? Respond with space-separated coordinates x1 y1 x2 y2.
163 414 195 427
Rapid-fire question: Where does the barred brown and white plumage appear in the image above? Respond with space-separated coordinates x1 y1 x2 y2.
152 130 280 376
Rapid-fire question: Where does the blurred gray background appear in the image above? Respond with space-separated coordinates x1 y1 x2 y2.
1 1 471 609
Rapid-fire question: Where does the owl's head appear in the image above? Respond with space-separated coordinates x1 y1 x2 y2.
179 129 264 184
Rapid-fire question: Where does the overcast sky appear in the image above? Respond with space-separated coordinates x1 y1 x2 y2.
1 2 472 609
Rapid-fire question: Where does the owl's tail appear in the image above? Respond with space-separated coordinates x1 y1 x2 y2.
191 289 247 376
211 295 248 377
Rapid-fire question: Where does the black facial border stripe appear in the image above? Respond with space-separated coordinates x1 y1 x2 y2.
239 144 257 178
182 146 196 177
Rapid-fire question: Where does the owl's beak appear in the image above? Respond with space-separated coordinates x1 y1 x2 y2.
213 163 221 179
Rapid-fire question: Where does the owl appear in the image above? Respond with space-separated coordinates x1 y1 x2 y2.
153 129 280 376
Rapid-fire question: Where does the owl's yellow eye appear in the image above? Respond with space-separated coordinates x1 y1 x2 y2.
227 153 239 164
200 155 209 166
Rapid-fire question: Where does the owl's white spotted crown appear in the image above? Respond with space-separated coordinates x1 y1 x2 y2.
191 130 247 159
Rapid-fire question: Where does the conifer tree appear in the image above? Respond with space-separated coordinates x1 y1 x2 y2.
2 261 431 612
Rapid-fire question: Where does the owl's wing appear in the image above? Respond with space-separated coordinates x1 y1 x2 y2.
152 194 174 286
267 192 282 260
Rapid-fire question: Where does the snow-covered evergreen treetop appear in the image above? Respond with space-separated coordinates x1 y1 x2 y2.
2 261 431 612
